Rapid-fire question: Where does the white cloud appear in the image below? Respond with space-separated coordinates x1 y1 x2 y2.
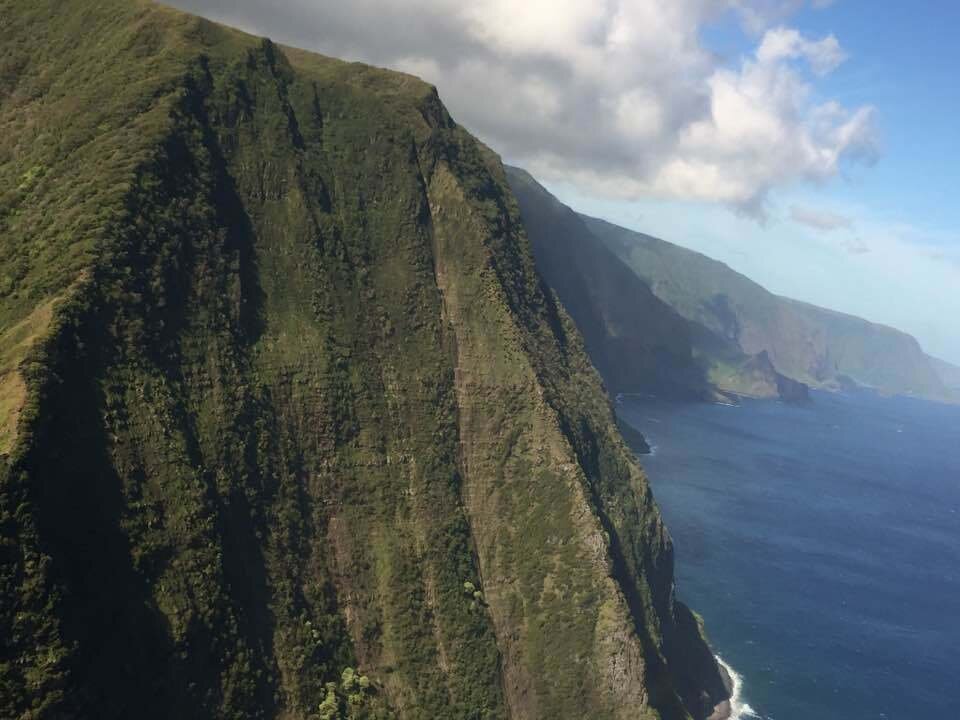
756 27 846 75
561 188 960 363
790 204 854 231
641 28 875 216
170 0 875 218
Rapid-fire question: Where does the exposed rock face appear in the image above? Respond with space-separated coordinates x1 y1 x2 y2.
0 2 727 719
720 351 810 405
774 369 812 404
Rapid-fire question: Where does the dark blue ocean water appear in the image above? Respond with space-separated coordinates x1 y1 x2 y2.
617 390 960 720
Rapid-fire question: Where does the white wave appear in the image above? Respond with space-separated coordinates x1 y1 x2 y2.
715 655 763 720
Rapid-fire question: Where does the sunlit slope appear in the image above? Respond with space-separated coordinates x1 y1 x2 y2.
0 2 728 719
584 216 950 402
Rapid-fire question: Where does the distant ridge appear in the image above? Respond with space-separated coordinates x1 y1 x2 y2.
505 167 711 399
578 212 953 404
506 166 809 403
928 355 960 398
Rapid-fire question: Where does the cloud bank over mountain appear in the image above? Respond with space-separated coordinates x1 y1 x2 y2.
173 0 876 216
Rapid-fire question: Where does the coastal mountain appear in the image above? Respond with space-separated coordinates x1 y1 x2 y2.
928 355 960 395
927 355 960 404
783 299 947 398
0 2 728 719
505 167 709 399
506 168 808 403
579 215 952 403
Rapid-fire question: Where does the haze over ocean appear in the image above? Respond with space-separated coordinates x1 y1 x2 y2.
619 390 960 720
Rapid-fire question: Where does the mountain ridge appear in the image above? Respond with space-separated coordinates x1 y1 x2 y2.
505 166 807 404
578 212 953 404
928 354 960 388
505 167 711 400
0 3 728 719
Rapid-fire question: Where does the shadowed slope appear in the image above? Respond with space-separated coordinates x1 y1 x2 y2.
505 167 709 399
506 169 806 403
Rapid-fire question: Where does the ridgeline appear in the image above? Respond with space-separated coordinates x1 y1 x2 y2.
0 2 728 719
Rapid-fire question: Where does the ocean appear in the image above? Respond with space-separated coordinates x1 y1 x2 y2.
617 390 960 720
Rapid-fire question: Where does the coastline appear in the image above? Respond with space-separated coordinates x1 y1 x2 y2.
708 656 759 720
706 658 732 720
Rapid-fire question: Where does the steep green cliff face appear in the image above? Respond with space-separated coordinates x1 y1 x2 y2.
0 2 727 719
583 216 950 403
505 167 709 400
784 300 947 399
505 169 803 403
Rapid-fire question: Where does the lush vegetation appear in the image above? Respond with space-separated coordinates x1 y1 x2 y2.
580 214 951 402
505 167 710 400
506 168 801 402
0 2 728 719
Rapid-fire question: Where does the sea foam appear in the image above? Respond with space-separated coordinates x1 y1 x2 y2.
715 656 763 720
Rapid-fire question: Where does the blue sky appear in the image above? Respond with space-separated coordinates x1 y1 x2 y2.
713 2 960 231
545 2 960 363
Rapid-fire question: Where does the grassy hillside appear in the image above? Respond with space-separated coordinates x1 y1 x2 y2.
0 2 727 719
506 169 805 403
785 300 946 398
582 216 950 402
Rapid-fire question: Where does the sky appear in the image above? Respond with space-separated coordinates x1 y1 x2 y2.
170 0 960 364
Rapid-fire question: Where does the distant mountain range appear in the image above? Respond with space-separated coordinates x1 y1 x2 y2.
507 166 957 405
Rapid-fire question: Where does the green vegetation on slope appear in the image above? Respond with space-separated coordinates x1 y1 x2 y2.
582 215 950 402
0 2 728 719
0 298 58 453
785 299 946 398
505 167 709 399
506 168 806 403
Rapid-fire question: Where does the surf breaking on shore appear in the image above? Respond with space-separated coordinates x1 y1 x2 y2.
715 656 762 720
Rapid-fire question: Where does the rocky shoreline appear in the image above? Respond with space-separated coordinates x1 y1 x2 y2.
706 658 735 720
